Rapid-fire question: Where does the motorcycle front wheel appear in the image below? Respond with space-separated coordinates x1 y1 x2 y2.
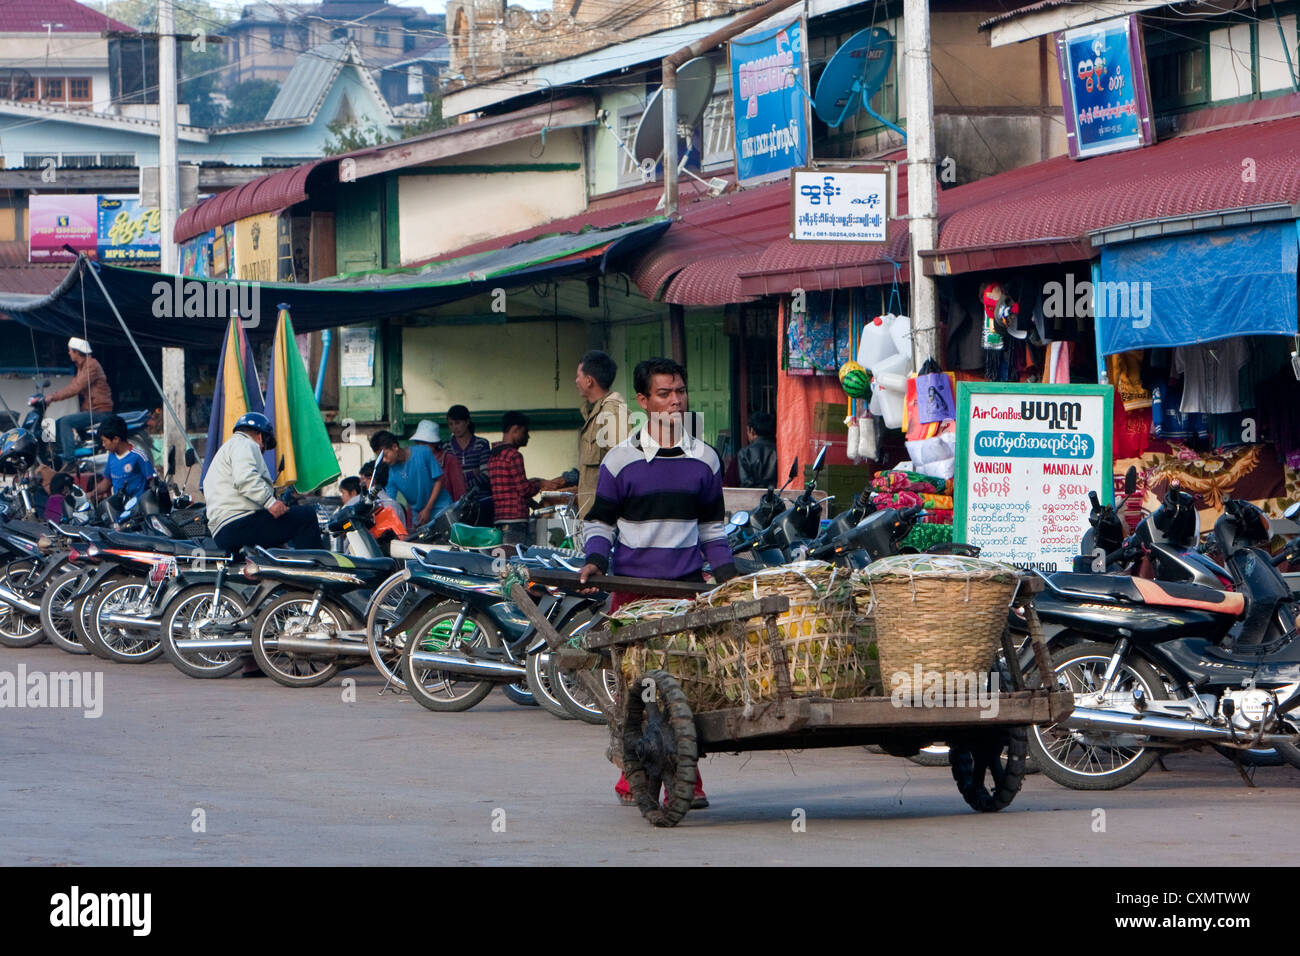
1027 641 1167 791
251 592 346 688
89 576 164 664
160 583 250 679
0 558 46 648
40 569 90 655
401 602 500 713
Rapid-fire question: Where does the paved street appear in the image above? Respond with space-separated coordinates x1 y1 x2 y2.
3 643 1299 866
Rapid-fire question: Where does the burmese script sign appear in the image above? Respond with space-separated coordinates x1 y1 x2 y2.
954 383 1114 572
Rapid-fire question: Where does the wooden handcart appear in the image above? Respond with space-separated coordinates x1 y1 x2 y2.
511 572 1072 828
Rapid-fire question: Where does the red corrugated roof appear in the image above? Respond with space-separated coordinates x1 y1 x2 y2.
0 265 71 296
174 161 328 243
924 111 1300 274
0 0 133 32
628 182 792 305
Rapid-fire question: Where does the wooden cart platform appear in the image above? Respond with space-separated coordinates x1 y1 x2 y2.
510 570 1071 827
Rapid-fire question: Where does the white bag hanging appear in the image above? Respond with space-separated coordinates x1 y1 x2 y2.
845 416 860 462
858 414 879 461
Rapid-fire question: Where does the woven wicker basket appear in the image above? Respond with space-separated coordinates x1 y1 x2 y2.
613 599 727 712
860 554 1020 693
700 562 878 707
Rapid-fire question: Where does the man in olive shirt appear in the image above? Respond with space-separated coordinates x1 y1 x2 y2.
574 350 628 518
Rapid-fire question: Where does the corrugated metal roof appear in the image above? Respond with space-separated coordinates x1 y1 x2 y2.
174 161 329 242
265 39 352 122
629 182 791 304
0 0 132 33
924 112 1300 274
979 0 1077 31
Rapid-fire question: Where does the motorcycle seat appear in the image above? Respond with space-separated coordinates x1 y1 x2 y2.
449 523 502 548
260 549 394 573
95 530 230 558
1130 577 1245 616
81 410 152 435
1046 572 1244 615
413 548 498 577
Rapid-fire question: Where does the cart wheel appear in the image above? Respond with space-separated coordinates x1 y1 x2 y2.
621 669 698 828
949 726 1028 812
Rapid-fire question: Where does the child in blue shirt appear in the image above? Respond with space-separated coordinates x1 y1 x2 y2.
92 414 154 502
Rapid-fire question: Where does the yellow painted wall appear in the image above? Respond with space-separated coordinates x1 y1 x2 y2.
400 318 590 477
396 132 588 265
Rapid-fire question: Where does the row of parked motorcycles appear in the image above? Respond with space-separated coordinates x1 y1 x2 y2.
4 441 1300 796
0 465 617 723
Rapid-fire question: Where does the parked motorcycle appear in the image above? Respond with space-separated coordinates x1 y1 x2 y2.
1027 498 1300 790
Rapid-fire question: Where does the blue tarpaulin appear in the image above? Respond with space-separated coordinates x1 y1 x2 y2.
1097 221 1298 356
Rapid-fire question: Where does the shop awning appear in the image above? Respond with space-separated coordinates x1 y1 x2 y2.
920 111 1300 277
630 181 792 305
0 218 669 349
1096 220 1299 355
174 161 330 243
737 218 911 296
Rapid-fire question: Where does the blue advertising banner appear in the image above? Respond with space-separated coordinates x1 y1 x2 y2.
1056 16 1153 160
729 15 809 183
97 196 161 264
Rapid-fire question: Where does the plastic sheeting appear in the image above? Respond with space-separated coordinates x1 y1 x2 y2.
0 219 669 349
1097 221 1298 356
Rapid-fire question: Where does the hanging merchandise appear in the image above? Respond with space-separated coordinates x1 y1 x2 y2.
839 360 872 398
1172 339 1247 415
1105 351 1152 410
858 413 879 460
870 352 910 429
857 314 899 369
1043 341 1072 384
887 312 913 360
915 370 956 424
845 415 861 461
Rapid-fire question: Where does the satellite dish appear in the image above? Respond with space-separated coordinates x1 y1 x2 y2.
632 56 716 164
813 27 896 130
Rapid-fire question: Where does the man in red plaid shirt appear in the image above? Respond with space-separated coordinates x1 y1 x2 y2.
487 411 564 544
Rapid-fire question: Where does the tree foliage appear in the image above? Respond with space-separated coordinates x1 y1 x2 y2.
323 88 451 156
223 79 282 126
91 0 232 127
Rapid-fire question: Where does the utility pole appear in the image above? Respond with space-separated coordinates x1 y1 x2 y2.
158 0 188 484
903 0 939 368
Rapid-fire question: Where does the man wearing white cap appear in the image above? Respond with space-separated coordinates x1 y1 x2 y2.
411 419 466 502
44 337 113 468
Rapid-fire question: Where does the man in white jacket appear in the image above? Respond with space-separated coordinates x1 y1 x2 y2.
203 412 323 554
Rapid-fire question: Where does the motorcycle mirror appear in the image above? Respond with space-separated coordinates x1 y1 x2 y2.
1286 502 1300 522
167 446 176 477
730 510 750 527
1124 466 1138 497
788 458 799 481
811 444 828 474
41 380 50 388
184 447 197 467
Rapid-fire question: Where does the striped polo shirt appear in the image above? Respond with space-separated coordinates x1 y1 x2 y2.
583 427 736 582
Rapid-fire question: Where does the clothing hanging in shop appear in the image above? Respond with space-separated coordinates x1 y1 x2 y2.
1172 340 1247 415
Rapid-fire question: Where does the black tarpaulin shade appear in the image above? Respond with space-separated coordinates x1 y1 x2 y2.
0 218 670 349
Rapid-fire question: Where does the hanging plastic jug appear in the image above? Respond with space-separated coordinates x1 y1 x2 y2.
857 314 899 371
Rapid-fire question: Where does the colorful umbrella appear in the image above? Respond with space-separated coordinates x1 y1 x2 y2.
263 305 340 492
201 316 264 482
